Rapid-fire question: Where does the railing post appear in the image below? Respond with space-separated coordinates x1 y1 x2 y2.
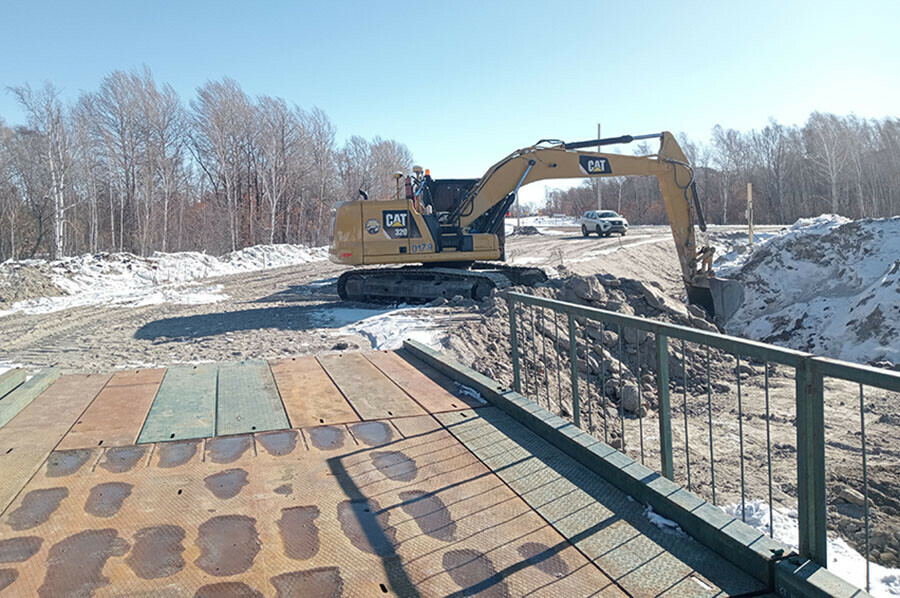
656 333 674 480
507 295 521 393
568 313 580 428
796 357 827 565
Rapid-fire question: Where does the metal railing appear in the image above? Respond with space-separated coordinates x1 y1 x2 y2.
507 291 900 591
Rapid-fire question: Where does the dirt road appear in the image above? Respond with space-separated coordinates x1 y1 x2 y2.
0 225 769 373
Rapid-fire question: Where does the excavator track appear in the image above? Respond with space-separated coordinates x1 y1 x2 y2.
337 264 547 303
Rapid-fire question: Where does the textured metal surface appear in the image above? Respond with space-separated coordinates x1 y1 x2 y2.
105 368 167 388
0 368 25 400
216 361 289 436
59 382 162 450
270 357 359 428
0 354 797 596
364 350 481 413
318 353 425 420
137 365 217 444
0 368 61 429
1 412 625 596
435 407 766 597
0 374 109 514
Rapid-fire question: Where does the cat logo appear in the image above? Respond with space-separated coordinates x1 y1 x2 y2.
365 219 380 234
382 210 410 239
579 155 612 175
384 211 408 228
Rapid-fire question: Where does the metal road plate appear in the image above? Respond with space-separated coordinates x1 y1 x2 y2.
364 351 481 413
216 361 289 436
318 353 425 420
269 358 359 428
137 365 217 444
59 383 161 450
0 374 109 513
105 368 167 388
1 414 623 596
435 407 766 597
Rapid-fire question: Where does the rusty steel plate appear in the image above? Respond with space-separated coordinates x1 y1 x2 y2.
363 351 482 413
105 369 167 388
0 411 624 596
269 358 359 428
0 374 110 514
318 353 425 420
59 383 162 450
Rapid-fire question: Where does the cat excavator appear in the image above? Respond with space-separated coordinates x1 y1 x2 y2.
329 131 743 323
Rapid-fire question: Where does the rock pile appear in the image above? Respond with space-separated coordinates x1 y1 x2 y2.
446 270 741 433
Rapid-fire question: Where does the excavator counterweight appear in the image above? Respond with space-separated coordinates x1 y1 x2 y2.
330 131 743 324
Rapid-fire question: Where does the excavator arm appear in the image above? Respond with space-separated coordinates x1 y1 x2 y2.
454 132 741 320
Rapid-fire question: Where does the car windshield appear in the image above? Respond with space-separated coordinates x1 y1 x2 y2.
597 211 618 218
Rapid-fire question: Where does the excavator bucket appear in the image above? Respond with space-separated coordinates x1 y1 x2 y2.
686 278 745 329
708 277 745 328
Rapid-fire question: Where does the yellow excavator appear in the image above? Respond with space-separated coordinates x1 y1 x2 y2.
330 131 743 322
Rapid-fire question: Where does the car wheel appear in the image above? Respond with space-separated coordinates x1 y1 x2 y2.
581 225 589 237
620 231 626 236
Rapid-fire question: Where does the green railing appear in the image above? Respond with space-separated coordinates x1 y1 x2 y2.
506 291 900 590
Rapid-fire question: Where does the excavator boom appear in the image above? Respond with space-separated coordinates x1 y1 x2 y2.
330 131 743 323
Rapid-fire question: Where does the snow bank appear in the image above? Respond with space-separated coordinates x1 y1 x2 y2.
0 244 328 318
727 500 900 596
718 215 900 365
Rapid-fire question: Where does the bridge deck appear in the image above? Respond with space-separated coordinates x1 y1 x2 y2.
0 350 767 597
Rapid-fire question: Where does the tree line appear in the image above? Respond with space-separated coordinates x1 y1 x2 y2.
544 113 900 226
0 68 412 260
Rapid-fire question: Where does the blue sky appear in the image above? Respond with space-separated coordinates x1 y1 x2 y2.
2 0 898 206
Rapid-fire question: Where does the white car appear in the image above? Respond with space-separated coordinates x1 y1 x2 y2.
581 210 628 237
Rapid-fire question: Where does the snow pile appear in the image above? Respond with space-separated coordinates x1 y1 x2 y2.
727 500 900 596
718 215 900 365
0 244 328 318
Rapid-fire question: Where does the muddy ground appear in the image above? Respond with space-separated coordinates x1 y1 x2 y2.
1 224 897 566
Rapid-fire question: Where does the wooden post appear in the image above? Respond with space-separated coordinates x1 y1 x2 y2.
747 182 754 245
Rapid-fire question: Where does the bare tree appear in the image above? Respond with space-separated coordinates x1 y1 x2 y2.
10 83 72 257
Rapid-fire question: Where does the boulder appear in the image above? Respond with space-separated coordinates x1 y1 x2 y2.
687 304 708 320
620 382 640 413
623 327 651 346
689 316 719 332
836 486 865 507
602 330 619 347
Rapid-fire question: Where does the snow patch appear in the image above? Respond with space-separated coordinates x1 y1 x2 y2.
726 500 900 596
0 244 327 318
455 383 487 404
504 215 579 235
311 306 444 351
643 505 688 537
0 362 24 376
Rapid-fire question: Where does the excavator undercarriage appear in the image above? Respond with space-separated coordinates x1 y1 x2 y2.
337 263 548 303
